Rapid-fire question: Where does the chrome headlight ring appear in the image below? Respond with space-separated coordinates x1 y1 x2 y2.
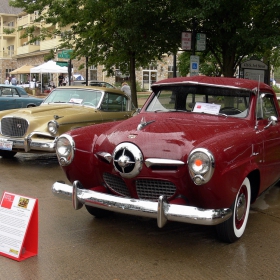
187 148 215 185
48 120 59 135
56 134 75 166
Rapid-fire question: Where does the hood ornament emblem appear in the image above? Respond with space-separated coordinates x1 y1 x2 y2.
54 115 64 120
137 117 155 131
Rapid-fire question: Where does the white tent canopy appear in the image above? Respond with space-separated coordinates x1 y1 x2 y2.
30 60 68 91
30 60 68 74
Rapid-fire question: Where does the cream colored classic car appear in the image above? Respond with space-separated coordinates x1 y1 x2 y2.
0 86 134 158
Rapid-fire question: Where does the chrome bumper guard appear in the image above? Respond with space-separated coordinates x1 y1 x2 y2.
52 181 232 227
0 132 56 153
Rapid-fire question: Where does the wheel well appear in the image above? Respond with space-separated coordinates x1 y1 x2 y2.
247 170 260 203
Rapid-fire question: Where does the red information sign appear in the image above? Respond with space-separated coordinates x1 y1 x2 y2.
181 32 192 50
0 192 38 262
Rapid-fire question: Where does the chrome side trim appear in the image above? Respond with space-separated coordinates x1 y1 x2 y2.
52 181 232 227
96 152 113 163
145 158 185 168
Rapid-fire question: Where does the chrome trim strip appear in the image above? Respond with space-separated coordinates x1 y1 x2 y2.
145 158 185 168
152 81 254 92
52 181 232 227
96 152 113 163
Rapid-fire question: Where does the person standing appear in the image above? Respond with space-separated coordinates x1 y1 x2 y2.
4 77 10 85
58 74 64 86
121 82 134 110
10 75 17 86
121 82 131 98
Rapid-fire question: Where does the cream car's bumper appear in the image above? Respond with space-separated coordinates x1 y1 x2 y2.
0 132 56 153
52 180 232 228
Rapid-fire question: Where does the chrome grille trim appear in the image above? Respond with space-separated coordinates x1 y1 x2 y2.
1 117 28 137
103 172 130 197
136 179 176 201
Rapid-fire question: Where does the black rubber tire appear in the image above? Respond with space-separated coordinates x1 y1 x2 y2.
0 150 17 158
216 177 251 243
85 205 112 218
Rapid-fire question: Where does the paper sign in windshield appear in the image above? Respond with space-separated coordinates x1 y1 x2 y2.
69 98 83 104
193 102 221 115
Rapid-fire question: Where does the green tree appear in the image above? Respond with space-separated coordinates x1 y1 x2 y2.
172 0 280 77
10 0 183 107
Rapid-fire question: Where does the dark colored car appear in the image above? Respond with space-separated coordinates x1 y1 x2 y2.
52 76 280 243
72 80 115 88
0 84 43 111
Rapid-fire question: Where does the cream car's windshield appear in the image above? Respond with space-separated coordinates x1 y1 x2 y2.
146 85 251 118
43 89 103 107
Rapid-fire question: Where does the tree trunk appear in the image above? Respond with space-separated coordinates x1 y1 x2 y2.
129 52 138 108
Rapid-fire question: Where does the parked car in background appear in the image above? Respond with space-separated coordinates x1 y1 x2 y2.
0 84 43 111
52 76 280 243
0 86 135 158
72 80 115 88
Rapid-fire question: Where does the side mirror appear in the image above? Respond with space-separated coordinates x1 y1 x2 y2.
264 116 277 129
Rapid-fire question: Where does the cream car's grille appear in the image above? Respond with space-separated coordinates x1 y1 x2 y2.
1 117 28 137
136 179 176 201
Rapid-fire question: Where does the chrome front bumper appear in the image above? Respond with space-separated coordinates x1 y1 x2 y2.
0 132 56 153
52 181 232 227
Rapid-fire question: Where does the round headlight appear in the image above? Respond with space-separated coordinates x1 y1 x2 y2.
188 148 215 185
48 120 59 135
56 134 75 166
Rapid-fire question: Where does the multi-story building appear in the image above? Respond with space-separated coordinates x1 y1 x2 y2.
0 1 22 82
1 0 178 90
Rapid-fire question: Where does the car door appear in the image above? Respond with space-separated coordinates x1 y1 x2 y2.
0 87 20 110
257 93 280 190
99 92 132 122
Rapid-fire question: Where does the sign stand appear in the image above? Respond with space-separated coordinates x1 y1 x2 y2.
0 192 38 262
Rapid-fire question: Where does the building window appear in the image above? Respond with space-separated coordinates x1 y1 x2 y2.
140 63 158 90
89 65 97 80
115 69 129 85
6 69 14 77
168 66 180 78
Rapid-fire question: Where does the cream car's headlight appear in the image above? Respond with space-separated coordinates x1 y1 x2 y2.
56 134 75 166
187 148 215 185
48 120 59 135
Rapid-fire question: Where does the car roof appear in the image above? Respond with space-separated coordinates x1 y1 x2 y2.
152 76 272 92
0 84 20 88
54 86 125 95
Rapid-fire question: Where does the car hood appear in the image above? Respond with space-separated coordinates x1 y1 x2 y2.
96 112 250 160
0 104 100 123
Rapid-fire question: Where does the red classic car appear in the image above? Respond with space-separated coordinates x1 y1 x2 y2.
52 76 280 243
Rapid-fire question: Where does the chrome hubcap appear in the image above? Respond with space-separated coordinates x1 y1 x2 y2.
236 193 246 221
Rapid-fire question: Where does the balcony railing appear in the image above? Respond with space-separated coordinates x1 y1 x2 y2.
17 44 40 55
17 14 36 27
0 50 16 58
40 37 60 51
0 25 16 35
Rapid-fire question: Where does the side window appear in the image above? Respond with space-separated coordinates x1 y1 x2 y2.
11 88 18 96
2 88 13 96
101 93 127 111
146 90 175 111
257 94 278 119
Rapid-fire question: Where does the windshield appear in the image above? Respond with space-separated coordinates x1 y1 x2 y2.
146 85 251 118
43 89 103 107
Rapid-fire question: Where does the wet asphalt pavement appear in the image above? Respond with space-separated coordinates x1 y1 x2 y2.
1 153 280 280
